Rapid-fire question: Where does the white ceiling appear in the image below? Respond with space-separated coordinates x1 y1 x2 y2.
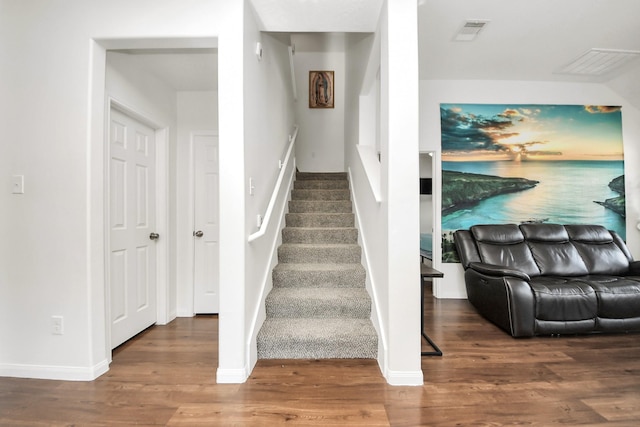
121 0 640 94
250 0 384 32
252 0 640 84
418 0 640 83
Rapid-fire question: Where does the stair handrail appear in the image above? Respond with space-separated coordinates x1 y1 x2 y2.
248 125 298 243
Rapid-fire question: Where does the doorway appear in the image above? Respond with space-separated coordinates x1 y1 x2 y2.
102 42 218 349
419 151 437 295
192 132 220 314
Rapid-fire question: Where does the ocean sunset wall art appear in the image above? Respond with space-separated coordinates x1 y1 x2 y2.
440 103 625 262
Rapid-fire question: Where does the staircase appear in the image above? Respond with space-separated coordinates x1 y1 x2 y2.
256 172 378 359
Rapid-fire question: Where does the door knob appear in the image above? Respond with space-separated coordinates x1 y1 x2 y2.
149 232 160 240
193 230 204 238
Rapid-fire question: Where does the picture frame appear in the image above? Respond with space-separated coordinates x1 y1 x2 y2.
309 70 334 108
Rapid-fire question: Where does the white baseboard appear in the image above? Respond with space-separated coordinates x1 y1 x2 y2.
216 367 247 383
0 359 109 381
385 368 424 386
176 311 195 317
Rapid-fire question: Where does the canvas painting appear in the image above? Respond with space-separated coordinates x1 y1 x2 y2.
309 71 334 108
440 103 625 262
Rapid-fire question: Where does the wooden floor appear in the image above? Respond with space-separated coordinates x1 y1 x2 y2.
2 282 640 426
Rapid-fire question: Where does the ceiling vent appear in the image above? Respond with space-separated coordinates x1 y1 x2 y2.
453 20 489 42
556 48 640 77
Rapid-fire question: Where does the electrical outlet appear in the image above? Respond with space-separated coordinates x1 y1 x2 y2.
51 315 64 335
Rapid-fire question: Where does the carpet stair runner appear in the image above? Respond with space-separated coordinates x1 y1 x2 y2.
256 172 378 359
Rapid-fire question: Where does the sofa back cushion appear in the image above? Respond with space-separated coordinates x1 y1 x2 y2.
471 224 541 277
565 225 630 275
453 230 481 269
520 224 589 276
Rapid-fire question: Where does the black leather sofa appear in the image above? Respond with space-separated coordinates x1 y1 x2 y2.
454 223 640 337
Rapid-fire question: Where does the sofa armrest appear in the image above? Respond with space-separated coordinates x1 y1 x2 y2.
464 268 535 337
468 262 531 281
628 260 640 275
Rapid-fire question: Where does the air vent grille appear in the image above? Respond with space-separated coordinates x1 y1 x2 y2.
556 48 640 76
454 20 489 42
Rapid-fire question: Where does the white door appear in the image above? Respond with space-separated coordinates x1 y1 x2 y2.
109 108 158 348
193 133 220 314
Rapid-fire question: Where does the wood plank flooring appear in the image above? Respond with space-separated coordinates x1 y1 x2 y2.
2 281 640 426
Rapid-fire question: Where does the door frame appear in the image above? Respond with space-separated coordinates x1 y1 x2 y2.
105 97 170 354
189 131 220 314
419 150 440 296
90 37 219 379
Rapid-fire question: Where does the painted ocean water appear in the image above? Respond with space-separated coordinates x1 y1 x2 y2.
442 160 626 239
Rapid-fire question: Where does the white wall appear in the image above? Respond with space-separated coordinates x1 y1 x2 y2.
242 23 297 372
0 0 244 381
176 91 218 317
345 0 422 386
420 79 640 299
106 52 178 126
293 44 346 172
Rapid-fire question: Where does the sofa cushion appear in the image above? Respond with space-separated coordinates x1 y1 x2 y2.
528 242 589 276
471 224 541 277
472 224 524 243
565 224 613 242
520 223 569 242
588 278 640 319
530 277 597 321
453 230 481 269
521 224 588 276
564 225 630 275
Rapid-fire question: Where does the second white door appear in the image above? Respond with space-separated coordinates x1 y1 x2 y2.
193 133 220 314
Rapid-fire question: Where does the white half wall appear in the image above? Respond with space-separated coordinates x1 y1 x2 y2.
242 26 297 375
345 0 422 386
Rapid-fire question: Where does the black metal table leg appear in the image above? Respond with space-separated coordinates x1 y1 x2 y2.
421 274 443 357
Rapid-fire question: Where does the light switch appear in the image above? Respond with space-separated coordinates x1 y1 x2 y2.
12 175 24 194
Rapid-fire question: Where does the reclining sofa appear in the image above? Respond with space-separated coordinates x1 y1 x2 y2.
454 223 640 337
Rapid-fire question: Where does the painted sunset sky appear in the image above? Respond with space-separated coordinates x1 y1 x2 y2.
441 104 623 162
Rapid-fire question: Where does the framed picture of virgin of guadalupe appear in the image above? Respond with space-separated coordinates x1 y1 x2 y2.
309 70 334 108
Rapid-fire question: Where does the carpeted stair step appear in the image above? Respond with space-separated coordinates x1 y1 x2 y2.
288 200 352 213
257 318 378 359
296 172 348 181
282 227 358 244
278 243 361 264
257 170 377 361
272 263 366 289
265 288 371 318
291 189 350 201
294 179 349 190
285 212 354 228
